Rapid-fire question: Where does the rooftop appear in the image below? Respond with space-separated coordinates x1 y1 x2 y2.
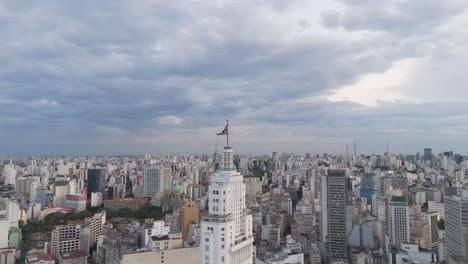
27 253 54 263
60 251 87 260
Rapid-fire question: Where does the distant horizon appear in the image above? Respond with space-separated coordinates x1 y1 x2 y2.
0 146 464 158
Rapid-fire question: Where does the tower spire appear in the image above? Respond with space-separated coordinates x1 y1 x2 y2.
216 120 229 148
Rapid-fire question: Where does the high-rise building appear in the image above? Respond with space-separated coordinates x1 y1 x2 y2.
54 177 70 208
3 164 16 186
200 146 254 264
49 224 89 260
444 190 468 260
424 148 432 161
143 166 172 197
49 212 105 260
179 200 199 241
322 170 348 263
86 169 106 198
388 197 410 248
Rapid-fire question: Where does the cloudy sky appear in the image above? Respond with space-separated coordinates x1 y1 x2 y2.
1 0 468 155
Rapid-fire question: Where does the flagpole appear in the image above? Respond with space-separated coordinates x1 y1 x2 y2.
226 120 229 148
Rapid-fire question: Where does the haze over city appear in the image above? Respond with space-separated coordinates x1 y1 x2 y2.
2 0 468 155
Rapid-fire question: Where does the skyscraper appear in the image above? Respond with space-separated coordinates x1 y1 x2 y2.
86 169 106 198
388 197 410 248
143 166 172 197
424 148 432 161
320 170 348 263
200 146 254 264
444 190 468 260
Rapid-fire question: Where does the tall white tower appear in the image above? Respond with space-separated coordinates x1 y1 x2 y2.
200 146 254 264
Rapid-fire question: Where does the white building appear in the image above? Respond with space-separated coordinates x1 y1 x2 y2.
389 199 410 248
200 146 254 264
7 199 20 228
53 177 70 208
91 192 103 207
144 220 170 248
428 201 444 219
394 243 436 264
0 218 9 248
3 164 16 186
256 253 304 264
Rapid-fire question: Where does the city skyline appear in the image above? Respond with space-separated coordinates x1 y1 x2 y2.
1 1 468 155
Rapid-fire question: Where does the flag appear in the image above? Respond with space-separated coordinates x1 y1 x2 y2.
217 122 229 135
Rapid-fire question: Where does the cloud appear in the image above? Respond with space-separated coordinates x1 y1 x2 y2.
0 0 467 155
158 116 184 126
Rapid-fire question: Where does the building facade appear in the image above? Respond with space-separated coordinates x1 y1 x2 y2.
444 190 468 260
200 147 254 264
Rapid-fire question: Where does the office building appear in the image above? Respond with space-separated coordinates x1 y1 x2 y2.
87 169 106 198
143 166 172 197
179 200 199 241
321 170 348 263
389 197 410 248
424 148 432 162
444 190 468 260
54 177 70 208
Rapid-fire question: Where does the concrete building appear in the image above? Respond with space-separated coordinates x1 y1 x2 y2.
0 218 9 248
393 243 436 264
143 220 170 248
348 224 375 248
321 170 348 263
3 164 17 186
84 212 105 248
26 253 55 264
179 200 199 241
57 251 87 264
49 212 105 260
0 247 15 264
428 201 444 219
244 177 262 202
444 190 468 261
54 177 70 208
389 197 410 249
90 192 103 207
143 166 172 197
149 233 183 251
200 147 254 264
49 224 88 260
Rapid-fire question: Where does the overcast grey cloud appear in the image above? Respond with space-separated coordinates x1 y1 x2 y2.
1 0 468 155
